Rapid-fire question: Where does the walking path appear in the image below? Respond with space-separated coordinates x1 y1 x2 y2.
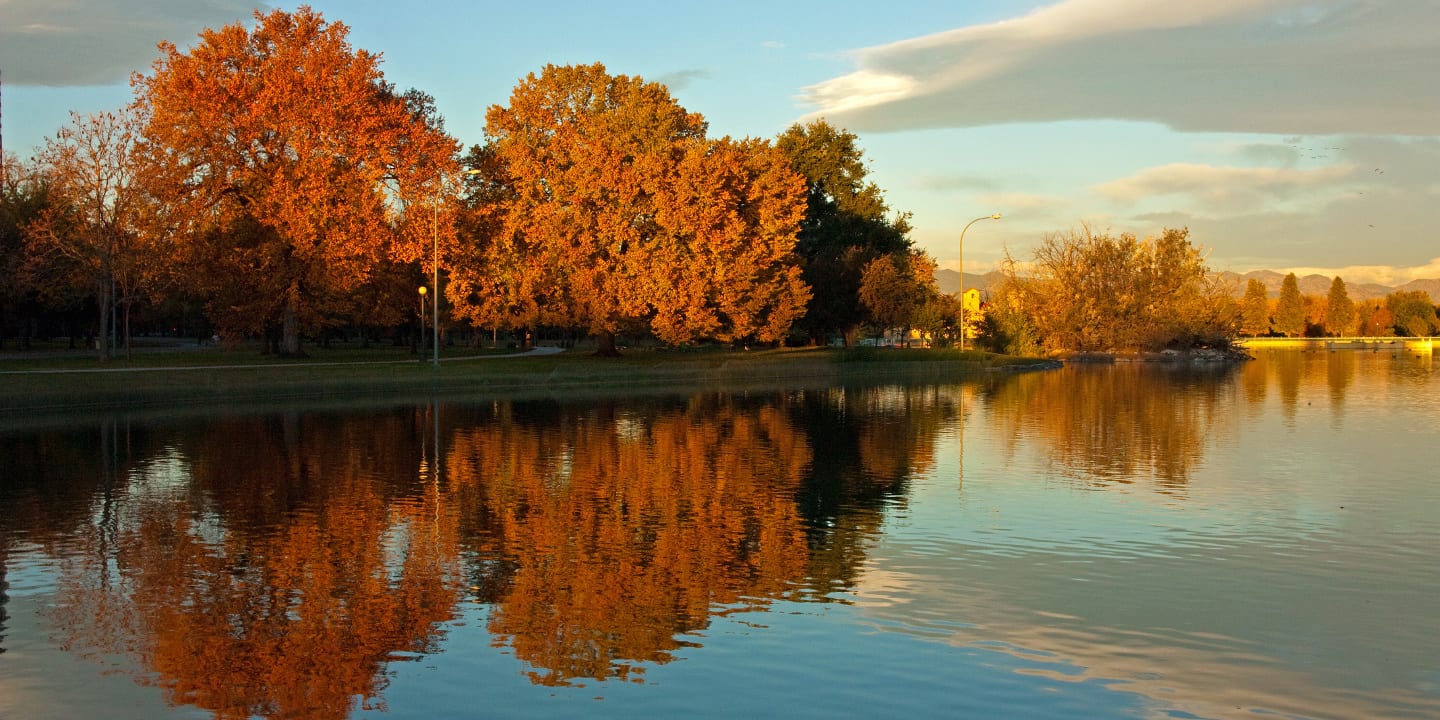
0 345 564 375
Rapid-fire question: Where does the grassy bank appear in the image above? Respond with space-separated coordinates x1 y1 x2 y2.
0 343 1054 421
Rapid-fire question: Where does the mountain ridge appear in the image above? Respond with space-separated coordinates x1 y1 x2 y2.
935 268 1440 301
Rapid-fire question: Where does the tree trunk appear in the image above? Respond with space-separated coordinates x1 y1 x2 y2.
280 285 305 358
593 330 620 357
97 277 112 362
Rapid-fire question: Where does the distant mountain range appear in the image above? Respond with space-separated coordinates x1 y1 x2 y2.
935 268 1440 301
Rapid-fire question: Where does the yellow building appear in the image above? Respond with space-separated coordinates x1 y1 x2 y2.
962 288 984 340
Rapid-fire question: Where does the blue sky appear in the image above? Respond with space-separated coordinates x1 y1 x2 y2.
3 0 1437 284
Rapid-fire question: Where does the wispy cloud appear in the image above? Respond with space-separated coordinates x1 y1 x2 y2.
800 0 1440 135
978 192 1069 213
0 0 268 86
761 40 785 49
1096 163 1357 210
655 68 712 91
915 173 1001 192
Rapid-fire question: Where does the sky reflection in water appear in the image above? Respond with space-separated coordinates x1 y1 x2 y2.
1 349 1437 719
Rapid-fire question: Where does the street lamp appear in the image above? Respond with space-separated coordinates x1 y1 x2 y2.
958 213 1002 351
429 168 483 368
417 285 428 360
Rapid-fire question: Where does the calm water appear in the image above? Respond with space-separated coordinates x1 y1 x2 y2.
2 350 1437 719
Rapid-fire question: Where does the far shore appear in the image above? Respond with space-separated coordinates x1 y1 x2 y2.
0 343 1057 428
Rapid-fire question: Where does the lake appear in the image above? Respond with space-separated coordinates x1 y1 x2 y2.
2 349 1437 719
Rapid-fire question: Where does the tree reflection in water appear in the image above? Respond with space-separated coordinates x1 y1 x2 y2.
981 363 1241 494
18 386 956 712
44 411 464 719
446 396 814 685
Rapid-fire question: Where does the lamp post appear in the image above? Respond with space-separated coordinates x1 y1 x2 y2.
417 285 427 360
429 168 483 369
958 213 1002 351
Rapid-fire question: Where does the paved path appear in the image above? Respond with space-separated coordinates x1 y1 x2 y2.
0 345 565 375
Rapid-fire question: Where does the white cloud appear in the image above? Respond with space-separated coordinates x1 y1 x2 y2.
800 0 1440 135
0 1 268 86
761 40 785 49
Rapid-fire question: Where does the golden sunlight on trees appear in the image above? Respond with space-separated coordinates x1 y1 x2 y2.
460 63 809 354
1274 273 1305 338
858 249 938 346
133 7 458 356
1240 278 1271 336
25 108 152 360
1386 290 1439 337
1324 276 1356 337
994 226 1236 353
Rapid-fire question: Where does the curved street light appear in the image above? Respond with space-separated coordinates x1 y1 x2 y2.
958 213 1002 351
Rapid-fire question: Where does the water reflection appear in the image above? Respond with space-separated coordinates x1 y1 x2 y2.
2 352 1436 719
980 363 1240 492
444 397 813 685
46 412 463 719
2 386 952 713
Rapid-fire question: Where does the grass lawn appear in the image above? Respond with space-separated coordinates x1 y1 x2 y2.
0 339 1053 419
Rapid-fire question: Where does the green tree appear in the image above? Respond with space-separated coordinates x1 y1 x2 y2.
1274 273 1306 338
1324 276 1355 337
1239 278 1270 336
1385 291 1439 337
776 120 911 345
913 292 962 348
979 278 1041 356
1 156 54 349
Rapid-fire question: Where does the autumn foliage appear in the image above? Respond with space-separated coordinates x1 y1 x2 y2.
455 63 809 353
133 7 458 355
994 226 1237 353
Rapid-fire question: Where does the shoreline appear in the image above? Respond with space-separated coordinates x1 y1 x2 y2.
1060 347 1253 364
0 349 1058 428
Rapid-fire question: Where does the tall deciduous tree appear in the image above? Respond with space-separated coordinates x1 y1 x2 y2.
464 63 808 353
1240 278 1271 336
134 7 458 356
1324 276 1355 337
1274 273 1306 338
26 108 150 360
776 120 911 345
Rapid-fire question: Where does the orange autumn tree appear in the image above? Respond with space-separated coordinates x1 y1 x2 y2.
457 63 808 354
25 108 152 361
133 7 458 355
